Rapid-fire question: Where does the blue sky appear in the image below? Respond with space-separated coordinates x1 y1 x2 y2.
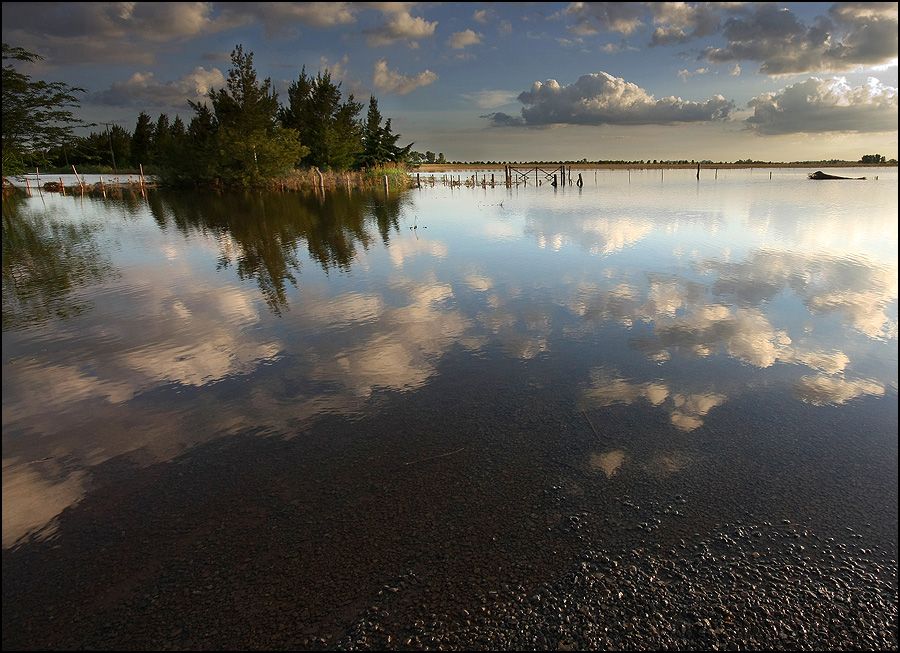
3 2 898 161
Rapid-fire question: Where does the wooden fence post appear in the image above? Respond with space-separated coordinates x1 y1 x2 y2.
71 165 84 191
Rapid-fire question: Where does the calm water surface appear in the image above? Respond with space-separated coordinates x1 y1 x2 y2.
4 168 898 544
2 168 897 645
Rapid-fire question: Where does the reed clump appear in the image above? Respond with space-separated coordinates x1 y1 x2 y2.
270 166 412 191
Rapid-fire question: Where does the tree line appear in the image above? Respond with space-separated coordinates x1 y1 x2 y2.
3 44 424 186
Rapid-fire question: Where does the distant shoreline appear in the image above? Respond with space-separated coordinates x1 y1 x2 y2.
416 162 897 172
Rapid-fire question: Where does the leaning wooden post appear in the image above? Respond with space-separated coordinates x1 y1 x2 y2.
715 168 718 180
99 175 107 198
71 164 85 191
417 172 421 188
25 177 32 196
139 163 146 192
696 162 700 180
384 174 389 193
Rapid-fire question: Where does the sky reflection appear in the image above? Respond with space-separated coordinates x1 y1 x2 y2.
2 169 897 547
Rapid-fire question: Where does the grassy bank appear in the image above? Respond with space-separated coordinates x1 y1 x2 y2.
3 165 413 197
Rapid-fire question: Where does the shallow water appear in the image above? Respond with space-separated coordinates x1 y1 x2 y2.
2 167 897 647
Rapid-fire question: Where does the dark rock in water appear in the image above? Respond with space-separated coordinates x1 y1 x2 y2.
808 170 866 180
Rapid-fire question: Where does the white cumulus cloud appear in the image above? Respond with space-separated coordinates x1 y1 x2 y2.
449 29 482 49
92 67 226 108
373 59 437 95
365 4 437 47
746 76 898 134
486 71 734 126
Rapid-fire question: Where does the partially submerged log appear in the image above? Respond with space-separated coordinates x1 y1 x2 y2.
808 170 866 180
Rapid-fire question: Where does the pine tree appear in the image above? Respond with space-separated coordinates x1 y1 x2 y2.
209 45 279 134
170 115 186 139
360 96 385 168
131 111 153 167
107 124 131 169
152 113 172 163
173 102 218 182
380 118 412 163
327 90 363 171
280 68 362 170
360 97 412 167
201 45 306 186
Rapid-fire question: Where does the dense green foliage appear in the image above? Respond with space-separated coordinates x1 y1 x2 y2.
279 68 363 171
359 97 411 168
3 43 415 186
167 45 307 187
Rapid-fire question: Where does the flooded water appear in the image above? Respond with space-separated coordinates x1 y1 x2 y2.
3 168 897 648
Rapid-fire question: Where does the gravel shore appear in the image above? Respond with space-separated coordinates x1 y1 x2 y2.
3 380 897 650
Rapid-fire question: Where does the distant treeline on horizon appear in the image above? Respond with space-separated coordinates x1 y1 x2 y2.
418 155 897 166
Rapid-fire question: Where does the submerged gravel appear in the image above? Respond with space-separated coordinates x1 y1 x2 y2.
339 515 897 651
3 383 897 650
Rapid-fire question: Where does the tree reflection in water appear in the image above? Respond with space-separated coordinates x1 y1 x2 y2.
2 195 117 331
148 189 407 315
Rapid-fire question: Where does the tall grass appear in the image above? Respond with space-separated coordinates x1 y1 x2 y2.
270 166 413 191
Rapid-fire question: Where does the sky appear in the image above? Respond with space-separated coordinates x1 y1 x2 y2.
2 2 898 162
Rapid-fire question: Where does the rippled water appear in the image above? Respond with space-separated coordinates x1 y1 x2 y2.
2 168 897 553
